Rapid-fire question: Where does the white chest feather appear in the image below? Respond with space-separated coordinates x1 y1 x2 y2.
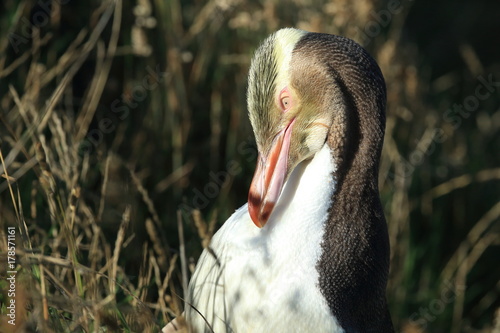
186 145 344 333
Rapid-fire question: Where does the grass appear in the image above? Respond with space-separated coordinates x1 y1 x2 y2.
0 0 499 332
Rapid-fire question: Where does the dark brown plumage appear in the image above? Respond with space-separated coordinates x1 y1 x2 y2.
291 33 392 332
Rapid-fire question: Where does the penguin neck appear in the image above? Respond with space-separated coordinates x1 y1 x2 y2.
258 143 337 265
316 122 391 331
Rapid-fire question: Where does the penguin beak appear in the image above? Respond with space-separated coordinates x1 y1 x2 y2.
248 118 296 228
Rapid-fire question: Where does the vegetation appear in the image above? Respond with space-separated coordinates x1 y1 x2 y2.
0 0 499 332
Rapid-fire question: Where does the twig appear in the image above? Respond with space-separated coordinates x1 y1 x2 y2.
110 205 130 295
178 210 188 307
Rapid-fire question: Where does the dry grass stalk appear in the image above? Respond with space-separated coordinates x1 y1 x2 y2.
146 217 168 271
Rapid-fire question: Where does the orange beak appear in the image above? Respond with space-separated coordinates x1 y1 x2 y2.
248 118 296 227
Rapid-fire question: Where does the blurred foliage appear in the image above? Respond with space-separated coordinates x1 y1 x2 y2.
0 0 499 332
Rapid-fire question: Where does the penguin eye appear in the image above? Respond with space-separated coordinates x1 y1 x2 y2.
281 96 290 109
279 87 292 112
